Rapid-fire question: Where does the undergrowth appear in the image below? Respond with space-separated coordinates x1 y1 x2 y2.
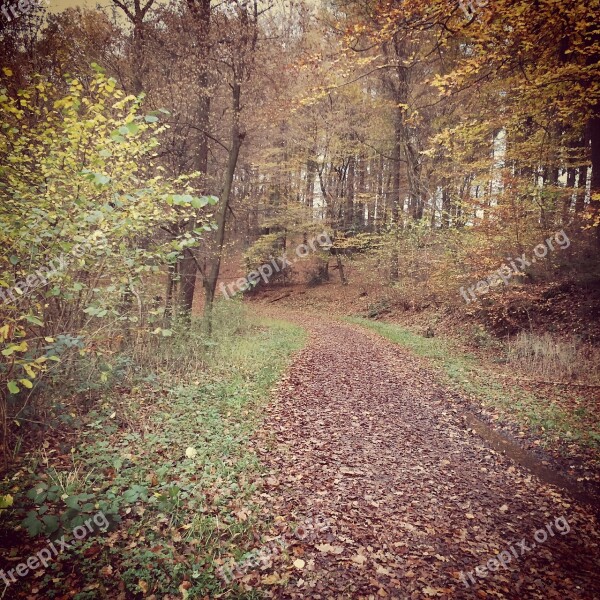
0 302 306 599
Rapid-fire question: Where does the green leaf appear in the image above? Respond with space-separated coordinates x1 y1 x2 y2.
191 196 209 209
64 496 80 510
123 488 139 503
7 380 19 394
42 515 59 534
24 315 44 326
110 131 126 143
126 122 140 135
22 513 44 537
144 115 159 123
93 173 111 186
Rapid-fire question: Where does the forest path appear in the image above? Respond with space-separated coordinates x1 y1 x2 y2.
253 314 600 599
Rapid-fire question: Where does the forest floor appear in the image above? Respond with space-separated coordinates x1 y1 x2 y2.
247 271 600 496
2 302 599 599
247 311 600 599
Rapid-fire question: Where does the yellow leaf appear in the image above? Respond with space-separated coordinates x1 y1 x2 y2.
293 559 305 570
0 494 14 508
19 379 33 389
2 67 13 77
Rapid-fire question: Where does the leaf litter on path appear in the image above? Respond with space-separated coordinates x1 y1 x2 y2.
250 314 600 599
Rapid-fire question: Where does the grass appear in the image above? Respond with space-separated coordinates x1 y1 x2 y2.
506 331 600 384
0 304 306 599
344 316 600 450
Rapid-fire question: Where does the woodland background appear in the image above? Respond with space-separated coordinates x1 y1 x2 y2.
1 0 600 597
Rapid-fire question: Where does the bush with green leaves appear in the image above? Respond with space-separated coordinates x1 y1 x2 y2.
0 66 217 461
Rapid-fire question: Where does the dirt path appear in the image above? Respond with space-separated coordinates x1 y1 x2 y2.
252 316 600 599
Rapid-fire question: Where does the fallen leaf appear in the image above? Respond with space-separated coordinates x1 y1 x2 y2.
316 543 344 555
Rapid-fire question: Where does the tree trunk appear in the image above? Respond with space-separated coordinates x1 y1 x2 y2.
204 81 243 332
574 165 588 217
336 253 347 285
179 0 212 316
590 114 600 246
345 154 355 229
563 166 577 224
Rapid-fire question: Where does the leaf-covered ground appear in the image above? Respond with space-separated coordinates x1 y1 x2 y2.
344 317 600 493
2 311 599 599
247 314 600 599
0 315 305 599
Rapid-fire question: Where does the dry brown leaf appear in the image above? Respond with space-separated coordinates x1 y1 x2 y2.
316 543 344 554
261 573 281 585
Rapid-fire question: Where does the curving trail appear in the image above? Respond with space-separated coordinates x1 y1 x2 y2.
254 316 600 599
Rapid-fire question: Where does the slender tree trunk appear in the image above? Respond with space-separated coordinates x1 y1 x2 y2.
441 184 451 228
390 107 402 282
564 166 577 224
179 0 211 316
345 154 355 229
204 82 244 332
336 253 347 285
589 114 600 246
574 165 588 216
